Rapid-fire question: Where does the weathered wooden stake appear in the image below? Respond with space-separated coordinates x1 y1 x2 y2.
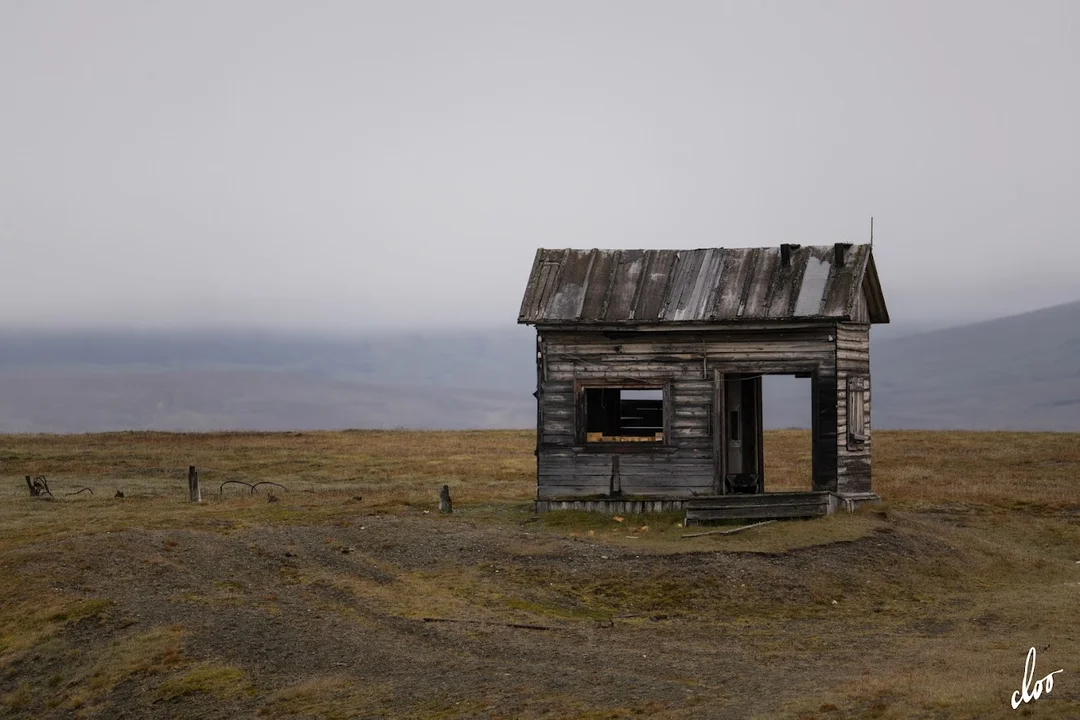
439 485 452 514
188 465 201 503
25 475 51 497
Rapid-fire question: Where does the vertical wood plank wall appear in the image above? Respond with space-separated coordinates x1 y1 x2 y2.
534 326 841 499
835 322 872 494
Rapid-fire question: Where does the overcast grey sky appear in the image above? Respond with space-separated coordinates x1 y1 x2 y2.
2 1 1077 332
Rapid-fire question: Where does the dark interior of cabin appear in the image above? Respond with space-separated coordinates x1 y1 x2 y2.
584 387 664 442
720 374 764 494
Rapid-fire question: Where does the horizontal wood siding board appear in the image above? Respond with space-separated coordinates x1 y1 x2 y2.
538 453 713 468
538 380 575 394
546 353 834 368
672 427 710 439
672 400 711 412
619 487 713 497
542 406 575 420
535 322 840 335
542 419 575 435
547 446 711 456
836 463 871 494
673 441 712 451
620 481 715 492
537 485 610 498
539 478 611 488
618 467 713 479
536 459 613 471
544 341 834 356
540 392 575 406
548 363 831 381
672 380 714 392
541 328 835 345
541 437 575 447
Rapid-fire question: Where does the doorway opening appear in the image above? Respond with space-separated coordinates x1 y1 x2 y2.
761 373 814 491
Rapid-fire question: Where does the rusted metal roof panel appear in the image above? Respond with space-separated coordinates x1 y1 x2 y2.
741 248 778 317
822 244 862 317
518 244 888 325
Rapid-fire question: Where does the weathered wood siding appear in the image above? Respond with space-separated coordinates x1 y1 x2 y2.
835 322 872 494
535 326 839 498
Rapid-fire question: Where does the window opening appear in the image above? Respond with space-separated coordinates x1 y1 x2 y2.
848 378 867 445
584 387 664 443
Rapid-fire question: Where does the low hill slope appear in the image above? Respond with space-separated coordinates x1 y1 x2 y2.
871 299 1080 430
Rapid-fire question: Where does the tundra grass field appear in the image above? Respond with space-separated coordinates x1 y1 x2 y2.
1 429 1079 719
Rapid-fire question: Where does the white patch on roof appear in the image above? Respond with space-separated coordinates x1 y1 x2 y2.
793 257 831 317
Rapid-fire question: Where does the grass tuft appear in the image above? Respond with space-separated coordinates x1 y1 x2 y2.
157 662 252 701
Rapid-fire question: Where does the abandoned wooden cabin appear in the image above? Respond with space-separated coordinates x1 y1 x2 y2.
517 244 889 521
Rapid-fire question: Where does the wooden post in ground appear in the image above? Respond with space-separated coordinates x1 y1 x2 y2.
188 466 201 503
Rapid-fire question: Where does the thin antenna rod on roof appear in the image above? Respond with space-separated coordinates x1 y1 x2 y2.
870 216 874 246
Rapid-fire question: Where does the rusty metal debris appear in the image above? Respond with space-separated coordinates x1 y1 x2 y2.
219 480 290 496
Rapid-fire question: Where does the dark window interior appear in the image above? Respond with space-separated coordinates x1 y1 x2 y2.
584 387 664 442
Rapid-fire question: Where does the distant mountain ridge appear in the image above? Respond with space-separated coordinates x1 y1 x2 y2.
870 299 1080 430
0 302 1077 433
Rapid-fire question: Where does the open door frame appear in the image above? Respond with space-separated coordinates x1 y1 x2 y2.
712 369 726 494
713 370 765 495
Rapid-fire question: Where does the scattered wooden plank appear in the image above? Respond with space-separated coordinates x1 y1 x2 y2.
421 618 554 631
681 520 775 539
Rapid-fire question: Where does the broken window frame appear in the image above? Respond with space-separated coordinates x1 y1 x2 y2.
847 375 868 449
575 379 671 448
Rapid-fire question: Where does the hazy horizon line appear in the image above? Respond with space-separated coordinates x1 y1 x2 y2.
1 295 1078 338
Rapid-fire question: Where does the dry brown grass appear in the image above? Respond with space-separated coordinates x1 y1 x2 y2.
766 429 1080 508
1 428 1079 718
0 428 535 503
4 428 1077 512
0 430 535 556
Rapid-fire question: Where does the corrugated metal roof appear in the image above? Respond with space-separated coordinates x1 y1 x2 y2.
518 244 888 325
